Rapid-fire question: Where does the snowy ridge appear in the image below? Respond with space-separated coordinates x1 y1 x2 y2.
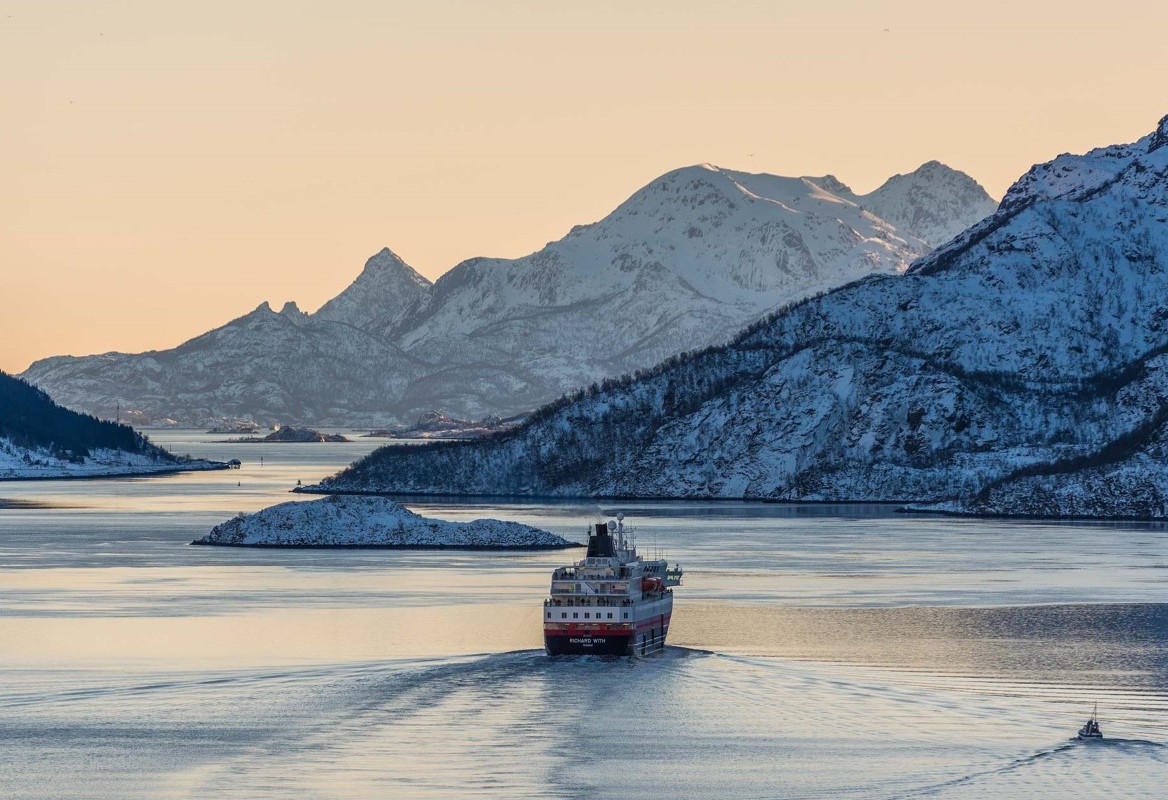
194 495 578 548
22 162 995 427
308 115 1168 518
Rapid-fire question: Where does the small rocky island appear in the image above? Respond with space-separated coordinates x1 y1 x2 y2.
221 426 349 443
192 494 580 549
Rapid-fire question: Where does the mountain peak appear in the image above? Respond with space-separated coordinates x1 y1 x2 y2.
313 248 433 332
356 247 432 288
364 247 411 272
1149 113 1168 153
860 162 997 247
279 301 307 321
913 159 953 175
805 174 854 197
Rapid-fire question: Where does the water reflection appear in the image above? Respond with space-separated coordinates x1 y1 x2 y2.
1 431 1166 799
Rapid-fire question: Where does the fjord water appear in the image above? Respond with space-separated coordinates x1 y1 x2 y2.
1 433 1165 798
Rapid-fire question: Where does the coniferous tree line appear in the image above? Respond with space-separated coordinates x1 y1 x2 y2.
0 371 165 460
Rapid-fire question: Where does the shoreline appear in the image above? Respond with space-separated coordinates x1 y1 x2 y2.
294 487 1168 523
0 462 228 483
190 540 583 550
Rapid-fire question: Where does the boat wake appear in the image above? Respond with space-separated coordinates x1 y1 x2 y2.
3 648 1164 800
893 737 1168 799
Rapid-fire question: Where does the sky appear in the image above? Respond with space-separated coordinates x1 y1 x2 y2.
2 0 1166 373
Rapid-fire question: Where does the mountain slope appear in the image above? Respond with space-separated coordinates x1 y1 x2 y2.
22 162 996 426
0 370 208 478
312 115 1168 513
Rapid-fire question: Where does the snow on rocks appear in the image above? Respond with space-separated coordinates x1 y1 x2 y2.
193 494 580 548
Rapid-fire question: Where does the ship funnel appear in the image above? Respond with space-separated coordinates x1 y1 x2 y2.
586 522 615 558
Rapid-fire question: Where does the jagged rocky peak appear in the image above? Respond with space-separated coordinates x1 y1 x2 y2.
247 299 302 323
313 247 433 332
279 301 308 323
1148 113 1168 153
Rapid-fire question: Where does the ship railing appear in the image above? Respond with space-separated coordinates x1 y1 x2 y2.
544 598 633 607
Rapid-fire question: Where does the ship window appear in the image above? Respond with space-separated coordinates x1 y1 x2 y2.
546 612 550 618
561 613 566 619
623 613 628 619
584 613 590 619
573 613 578 619
607 613 613 619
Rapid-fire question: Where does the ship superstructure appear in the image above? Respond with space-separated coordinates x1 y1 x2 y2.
543 516 682 656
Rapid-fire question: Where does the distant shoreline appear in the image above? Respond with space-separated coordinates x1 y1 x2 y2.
293 487 1168 522
190 540 582 550
0 462 228 483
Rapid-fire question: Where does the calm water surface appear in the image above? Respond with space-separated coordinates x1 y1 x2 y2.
1 431 1165 798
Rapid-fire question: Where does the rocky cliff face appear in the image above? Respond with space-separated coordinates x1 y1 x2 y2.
22 162 996 427
311 115 1168 518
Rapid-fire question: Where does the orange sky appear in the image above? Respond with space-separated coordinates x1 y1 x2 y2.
2 0 1166 373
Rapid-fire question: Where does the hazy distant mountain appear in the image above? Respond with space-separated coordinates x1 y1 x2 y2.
312 114 1168 521
23 162 996 427
24 299 424 426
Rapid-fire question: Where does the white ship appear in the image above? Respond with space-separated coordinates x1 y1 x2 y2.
544 516 682 656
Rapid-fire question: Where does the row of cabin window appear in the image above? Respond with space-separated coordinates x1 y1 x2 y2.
546 611 627 619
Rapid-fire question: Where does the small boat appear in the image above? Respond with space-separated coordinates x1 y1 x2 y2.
1077 703 1103 740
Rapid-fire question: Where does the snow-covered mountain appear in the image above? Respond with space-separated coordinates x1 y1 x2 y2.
22 162 995 427
311 115 1168 520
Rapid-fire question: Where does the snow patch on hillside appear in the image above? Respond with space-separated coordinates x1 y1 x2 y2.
0 436 220 480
